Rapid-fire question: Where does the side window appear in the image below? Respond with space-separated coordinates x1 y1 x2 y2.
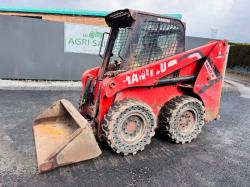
109 28 131 64
133 20 183 68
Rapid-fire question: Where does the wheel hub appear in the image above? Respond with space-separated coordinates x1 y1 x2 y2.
178 110 196 134
125 121 137 133
120 115 146 144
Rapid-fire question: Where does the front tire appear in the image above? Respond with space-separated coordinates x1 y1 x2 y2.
102 99 156 155
159 96 205 144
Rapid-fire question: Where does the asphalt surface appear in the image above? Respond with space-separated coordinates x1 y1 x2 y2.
0 89 249 187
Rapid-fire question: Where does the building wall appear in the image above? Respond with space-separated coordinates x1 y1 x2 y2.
0 11 107 25
0 14 213 81
185 36 212 50
0 15 101 80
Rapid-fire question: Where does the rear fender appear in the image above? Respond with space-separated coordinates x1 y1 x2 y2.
193 40 228 122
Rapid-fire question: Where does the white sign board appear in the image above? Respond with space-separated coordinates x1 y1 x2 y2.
64 23 109 54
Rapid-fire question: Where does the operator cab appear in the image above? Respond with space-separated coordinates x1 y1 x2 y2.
100 9 185 78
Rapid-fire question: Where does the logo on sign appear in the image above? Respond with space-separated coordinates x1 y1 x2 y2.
64 23 109 54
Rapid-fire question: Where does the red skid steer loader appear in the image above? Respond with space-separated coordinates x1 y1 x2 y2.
33 9 229 172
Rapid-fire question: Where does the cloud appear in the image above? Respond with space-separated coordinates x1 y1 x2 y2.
0 0 249 42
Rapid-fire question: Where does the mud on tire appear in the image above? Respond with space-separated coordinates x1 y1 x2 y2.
159 96 205 144
102 99 156 155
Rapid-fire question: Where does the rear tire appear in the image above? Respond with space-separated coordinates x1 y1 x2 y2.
102 99 156 155
159 96 205 144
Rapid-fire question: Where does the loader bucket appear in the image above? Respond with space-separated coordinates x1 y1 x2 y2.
33 99 102 172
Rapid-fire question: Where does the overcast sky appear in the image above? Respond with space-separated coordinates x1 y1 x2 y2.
0 0 249 43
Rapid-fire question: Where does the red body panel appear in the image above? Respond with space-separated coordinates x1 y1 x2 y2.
193 41 228 122
81 40 228 139
81 67 99 90
103 41 217 98
115 86 183 118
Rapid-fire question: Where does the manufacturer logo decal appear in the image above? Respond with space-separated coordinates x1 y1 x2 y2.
205 60 217 80
123 60 176 85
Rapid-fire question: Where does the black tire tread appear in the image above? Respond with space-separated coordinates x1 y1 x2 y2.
102 99 156 155
159 96 205 144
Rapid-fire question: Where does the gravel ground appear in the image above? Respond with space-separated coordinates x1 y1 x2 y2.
0 88 249 187
0 79 81 90
226 69 250 83
0 79 233 92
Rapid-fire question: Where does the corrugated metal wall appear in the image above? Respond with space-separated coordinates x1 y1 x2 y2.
0 15 212 80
